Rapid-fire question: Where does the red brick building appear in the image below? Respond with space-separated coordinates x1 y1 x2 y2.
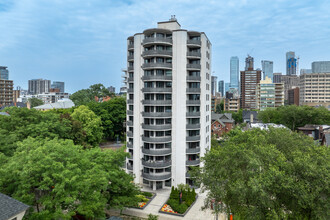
211 113 235 138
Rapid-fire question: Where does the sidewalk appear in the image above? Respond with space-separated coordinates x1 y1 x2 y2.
121 187 226 220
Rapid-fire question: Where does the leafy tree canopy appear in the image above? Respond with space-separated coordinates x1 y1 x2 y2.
28 97 44 108
258 105 330 130
71 105 103 147
195 128 329 219
70 84 114 106
0 138 139 219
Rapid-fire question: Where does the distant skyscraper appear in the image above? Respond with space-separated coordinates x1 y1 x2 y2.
108 86 115 93
300 69 312 74
261 60 273 81
311 61 330 73
241 55 261 109
245 55 254 70
28 79 51 95
230 56 239 90
218 80 224 97
273 73 282 83
211 76 217 96
286 51 297 75
0 66 9 80
51 81 65 93
225 82 230 94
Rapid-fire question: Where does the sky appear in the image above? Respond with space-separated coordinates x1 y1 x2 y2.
0 0 330 93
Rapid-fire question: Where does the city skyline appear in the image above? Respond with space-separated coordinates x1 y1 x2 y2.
1 0 330 93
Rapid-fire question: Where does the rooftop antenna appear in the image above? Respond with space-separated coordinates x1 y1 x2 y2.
170 15 177 21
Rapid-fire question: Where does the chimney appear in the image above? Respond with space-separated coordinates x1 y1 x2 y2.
250 113 254 123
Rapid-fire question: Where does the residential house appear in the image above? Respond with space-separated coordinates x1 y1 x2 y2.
211 113 235 138
0 193 29 220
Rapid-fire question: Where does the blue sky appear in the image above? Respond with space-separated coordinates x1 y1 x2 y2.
1 0 330 93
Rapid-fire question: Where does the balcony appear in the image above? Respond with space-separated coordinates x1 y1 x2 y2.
142 63 172 69
128 77 134 82
142 136 171 143
186 112 200 117
142 50 172 57
128 66 134 72
128 44 134 50
186 124 200 129
186 159 200 166
186 147 200 154
186 100 201 105
127 99 133 104
142 75 172 81
142 100 172 105
142 159 172 168
127 131 133 137
143 37 172 45
186 88 201 93
127 121 133 126
127 164 133 170
127 88 134 93
187 39 201 46
142 88 172 93
187 51 201 58
142 148 172 155
187 64 201 70
186 135 201 141
127 110 133 115
127 54 134 61
142 124 171 130
186 172 191 178
127 143 133 148
186 76 201 81
142 112 172 118
142 172 171 181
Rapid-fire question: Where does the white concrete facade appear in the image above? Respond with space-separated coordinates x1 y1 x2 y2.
126 18 211 190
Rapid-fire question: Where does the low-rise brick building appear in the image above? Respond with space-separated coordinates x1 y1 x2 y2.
211 113 235 138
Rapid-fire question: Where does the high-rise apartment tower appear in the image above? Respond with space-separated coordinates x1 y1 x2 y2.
230 56 239 90
261 60 273 81
126 18 211 190
286 51 296 75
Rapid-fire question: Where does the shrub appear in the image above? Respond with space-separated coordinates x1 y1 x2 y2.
142 191 153 198
147 214 159 220
176 203 188 214
136 194 148 202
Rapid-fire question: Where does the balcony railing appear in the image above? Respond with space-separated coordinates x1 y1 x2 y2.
142 100 172 105
187 39 201 46
127 88 134 93
187 51 201 58
127 99 133 104
186 100 201 105
186 88 201 93
127 164 133 170
186 112 200 117
142 75 172 81
127 143 133 148
186 124 201 129
142 124 171 130
126 121 133 126
143 37 172 45
142 50 172 57
186 147 200 154
142 148 172 155
186 76 201 81
128 44 134 50
142 63 172 69
142 112 172 118
186 135 201 141
142 88 172 93
127 131 133 137
127 110 133 115
142 172 171 181
186 159 200 166
142 159 172 168
128 66 134 71
142 136 171 143
127 54 134 60
187 64 201 70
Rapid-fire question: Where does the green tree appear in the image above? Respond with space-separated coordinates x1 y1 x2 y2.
70 84 114 106
195 128 329 219
87 96 126 140
28 97 44 108
215 101 224 114
0 107 73 156
71 105 103 147
258 105 330 130
0 138 139 219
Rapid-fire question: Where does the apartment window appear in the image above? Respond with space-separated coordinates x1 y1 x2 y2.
156 33 164 38
166 70 172 76
156 69 164 75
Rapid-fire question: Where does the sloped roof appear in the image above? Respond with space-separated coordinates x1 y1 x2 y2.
242 110 258 119
34 99 75 110
211 112 235 123
0 193 29 220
